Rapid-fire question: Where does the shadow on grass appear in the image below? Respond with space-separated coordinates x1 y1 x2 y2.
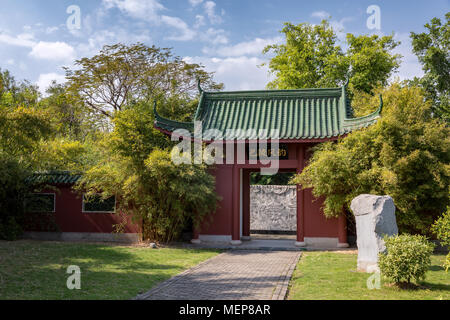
419 282 450 291
3 240 217 270
429 265 445 272
384 263 449 292
0 240 219 299
28 243 181 271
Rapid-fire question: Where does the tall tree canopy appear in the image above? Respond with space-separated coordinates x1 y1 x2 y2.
263 20 401 95
0 69 41 109
65 43 223 119
0 70 52 162
410 13 450 121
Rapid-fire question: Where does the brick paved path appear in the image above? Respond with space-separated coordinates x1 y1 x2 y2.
135 250 301 300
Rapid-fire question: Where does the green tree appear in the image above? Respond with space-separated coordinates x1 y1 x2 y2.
0 69 53 162
76 103 218 242
1 68 41 108
0 154 31 240
64 43 223 120
39 81 96 139
109 101 172 168
410 13 450 121
263 20 401 95
0 69 17 100
291 84 450 234
30 138 88 172
0 104 53 161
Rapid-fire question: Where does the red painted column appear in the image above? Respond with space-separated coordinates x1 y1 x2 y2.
231 164 241 244
242 169 251 239
337 213 349 248
296 145 305 246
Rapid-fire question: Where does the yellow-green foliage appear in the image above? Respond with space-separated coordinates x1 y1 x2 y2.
432 207 450 247
292 84 450 234
378 234 435 284
0 105 52 159
263 20 400 96
31 138 86 172
77 103 219 243
432 207 450 272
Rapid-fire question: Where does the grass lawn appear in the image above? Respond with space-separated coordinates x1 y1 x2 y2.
288 251 449 300
0 240 220 300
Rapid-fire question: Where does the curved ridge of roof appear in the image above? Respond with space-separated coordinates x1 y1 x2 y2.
153 100 194 132
342 94 383 131
154 84 383 141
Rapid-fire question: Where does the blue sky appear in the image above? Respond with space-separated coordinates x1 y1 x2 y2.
0 0 448 93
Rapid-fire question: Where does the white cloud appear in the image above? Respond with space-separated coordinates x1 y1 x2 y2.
184 56 272 91
102 0 165 22
76 28 151 58
203 1 223 24
0 32 35 47
0 31 75 62
102 0 198 42
203 37 282 57
310 11 352 41
194 15 206 28
189 0 203 6
311 11 330 19
36 73 66 95
161 15 196 41
29 41 75 61
200 28 229 45
45 26 59 34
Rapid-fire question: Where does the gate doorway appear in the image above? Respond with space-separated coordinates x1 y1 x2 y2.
243 170 297 241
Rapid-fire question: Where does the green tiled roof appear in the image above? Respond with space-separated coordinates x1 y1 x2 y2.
154 84 382 140
26 171 82 185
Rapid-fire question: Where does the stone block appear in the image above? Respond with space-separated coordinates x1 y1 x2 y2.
350 194 398 272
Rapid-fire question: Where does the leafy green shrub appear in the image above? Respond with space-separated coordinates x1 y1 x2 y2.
378 234 435 285
0 155 30 240
432 207 450 247
0 216 23 241
431 207 450 272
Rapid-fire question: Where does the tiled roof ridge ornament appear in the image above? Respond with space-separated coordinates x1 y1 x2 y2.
377 94 383 115
343 77 350 88
197 78 203 94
